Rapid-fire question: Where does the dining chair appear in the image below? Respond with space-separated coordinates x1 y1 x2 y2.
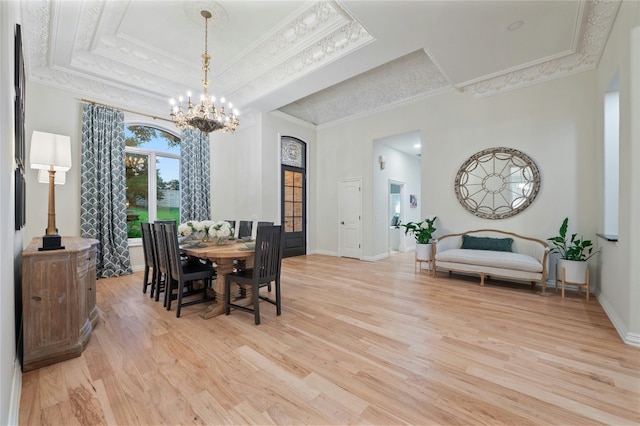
155 219 186 263
141 222 159 297
154 220 191 305
225 225 283 325
237 220 253 239
153 223 172 304
257 221 275 289
163 222 217 317
225 220 236 233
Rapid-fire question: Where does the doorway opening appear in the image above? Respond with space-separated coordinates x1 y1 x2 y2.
373 130 422 259
389 181 404 254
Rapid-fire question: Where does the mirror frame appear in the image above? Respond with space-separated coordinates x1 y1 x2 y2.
454 147 541 219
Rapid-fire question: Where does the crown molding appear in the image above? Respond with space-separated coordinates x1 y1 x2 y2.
460 0 621 98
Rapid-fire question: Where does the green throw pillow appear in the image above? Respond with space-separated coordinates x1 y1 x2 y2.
461 235 513 252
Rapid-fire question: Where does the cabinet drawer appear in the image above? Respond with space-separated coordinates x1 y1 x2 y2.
77 251 91 275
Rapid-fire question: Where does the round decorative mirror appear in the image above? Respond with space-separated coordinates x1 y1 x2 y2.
454 147 540 219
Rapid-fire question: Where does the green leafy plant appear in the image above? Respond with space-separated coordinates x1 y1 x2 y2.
547 217 599 261
400 217 437 244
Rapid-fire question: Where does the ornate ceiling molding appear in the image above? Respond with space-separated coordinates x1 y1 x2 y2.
182 1 228 27
218 1 351 91
20 0 621 125
231 20 374 106
460 0 621 97
281 50 449 125
21 0 373 118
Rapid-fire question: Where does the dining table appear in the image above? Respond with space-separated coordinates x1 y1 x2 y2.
180 240 255 319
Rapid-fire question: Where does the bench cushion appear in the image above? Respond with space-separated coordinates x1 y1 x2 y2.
436 249 543 273
461 235 513 252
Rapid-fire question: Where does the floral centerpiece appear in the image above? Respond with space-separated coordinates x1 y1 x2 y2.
178 220 234 245
178 221 198 240
209 221 234 245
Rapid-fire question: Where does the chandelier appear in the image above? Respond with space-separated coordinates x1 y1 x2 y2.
170 10 239 134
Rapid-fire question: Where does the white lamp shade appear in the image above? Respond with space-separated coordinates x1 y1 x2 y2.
37 169 66 185
29 131 72 171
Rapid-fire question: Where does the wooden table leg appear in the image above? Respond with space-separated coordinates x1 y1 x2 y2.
201 258 235 319
200 256 255 319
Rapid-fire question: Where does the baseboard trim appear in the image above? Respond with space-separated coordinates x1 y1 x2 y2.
7 357 21 425
364 253 388 262
309 249 339 257
596 291 640 347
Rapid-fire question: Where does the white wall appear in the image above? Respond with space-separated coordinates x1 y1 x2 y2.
316 71 598 266
23 83 84 243
594 0 640 346
210 110 316 227
210 114 260 221
1 2 24 424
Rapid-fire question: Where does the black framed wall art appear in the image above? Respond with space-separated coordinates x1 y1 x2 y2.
15 168 25 230
15 23 25 171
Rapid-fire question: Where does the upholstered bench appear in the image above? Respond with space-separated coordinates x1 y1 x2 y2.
434 229 549 293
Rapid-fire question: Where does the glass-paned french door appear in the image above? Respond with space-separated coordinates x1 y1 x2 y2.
280 136 306 257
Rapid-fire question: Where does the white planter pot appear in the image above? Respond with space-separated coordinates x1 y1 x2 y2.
557 259 588 284
416 243 433 261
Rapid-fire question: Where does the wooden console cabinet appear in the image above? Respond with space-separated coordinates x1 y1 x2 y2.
22 237 99 372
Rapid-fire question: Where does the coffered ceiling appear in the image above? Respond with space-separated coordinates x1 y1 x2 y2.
20 0 620 128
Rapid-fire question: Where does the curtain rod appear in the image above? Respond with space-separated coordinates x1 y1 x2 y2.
79 98 173 123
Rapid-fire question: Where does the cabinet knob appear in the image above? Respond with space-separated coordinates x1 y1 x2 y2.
32 296 41 302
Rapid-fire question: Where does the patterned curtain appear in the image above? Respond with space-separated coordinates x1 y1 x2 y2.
180 127 211 222
80 104 132 277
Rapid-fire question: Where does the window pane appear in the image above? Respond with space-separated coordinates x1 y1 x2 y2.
284 218 294 232
284 170 294 186
157 156 180 223
124 125 180 239
285 201 293 216
125 152 149 238
281 137 306 168
125 126 180 154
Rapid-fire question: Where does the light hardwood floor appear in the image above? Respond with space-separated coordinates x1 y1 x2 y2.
19 252 640 425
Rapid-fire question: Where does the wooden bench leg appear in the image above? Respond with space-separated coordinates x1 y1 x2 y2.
480 273 485 286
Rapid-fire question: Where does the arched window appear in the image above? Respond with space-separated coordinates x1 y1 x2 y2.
124 124 180 238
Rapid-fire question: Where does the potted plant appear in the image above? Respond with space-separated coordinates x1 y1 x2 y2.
400 217 437 261
547 217 599 284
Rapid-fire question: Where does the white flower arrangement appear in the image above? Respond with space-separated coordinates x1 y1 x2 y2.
200 220 215 235
191 220 205 233
178 221 196 237
178 220 234 243
209 221 234 238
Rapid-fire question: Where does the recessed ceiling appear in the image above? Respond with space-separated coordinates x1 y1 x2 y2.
20 0 621 127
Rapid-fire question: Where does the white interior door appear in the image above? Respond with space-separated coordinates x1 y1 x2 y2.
339 178 362 259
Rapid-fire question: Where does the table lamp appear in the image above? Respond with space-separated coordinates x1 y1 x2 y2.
29 131 72 251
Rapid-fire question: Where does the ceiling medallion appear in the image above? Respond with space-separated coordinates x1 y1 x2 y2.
169 10 239 134
454 147 540 219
